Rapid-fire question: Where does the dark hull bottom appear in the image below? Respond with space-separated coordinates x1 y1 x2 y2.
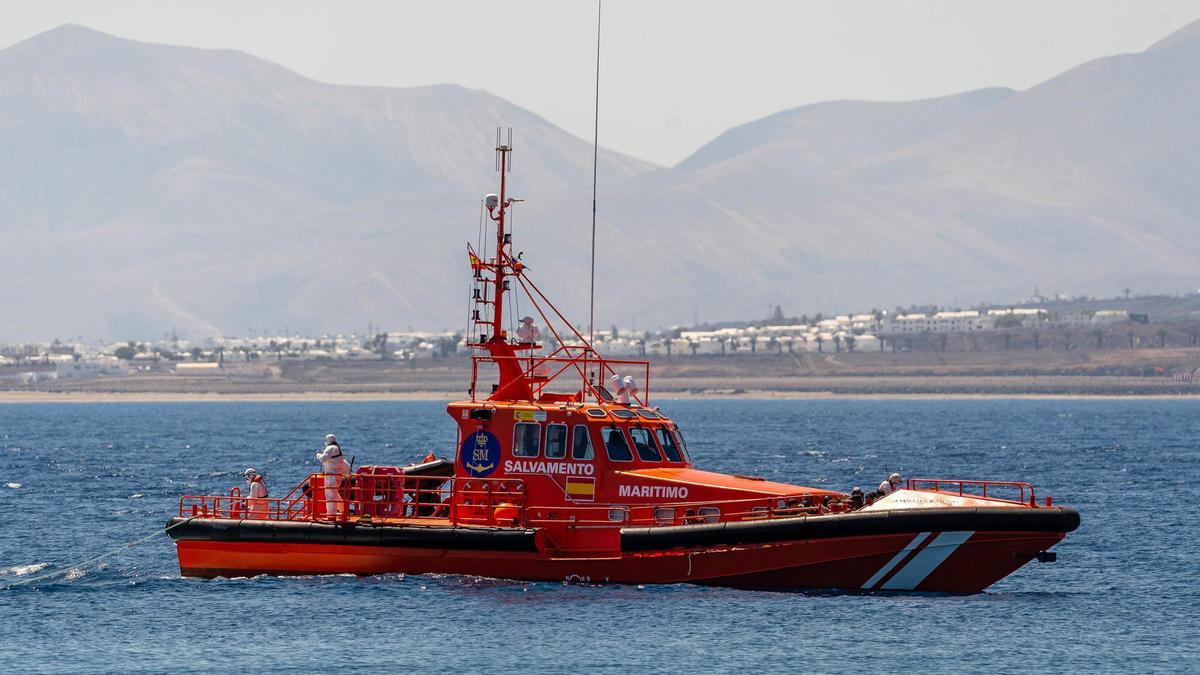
170 512 1074 593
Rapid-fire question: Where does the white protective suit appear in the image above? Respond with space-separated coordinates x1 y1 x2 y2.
878 473 902 495
516 318 540 343
316 442 350 515
246 477 269 519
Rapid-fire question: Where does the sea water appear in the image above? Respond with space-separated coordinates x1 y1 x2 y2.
0 399 1196 673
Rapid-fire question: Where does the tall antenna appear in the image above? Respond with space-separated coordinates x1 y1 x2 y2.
588 0 602 347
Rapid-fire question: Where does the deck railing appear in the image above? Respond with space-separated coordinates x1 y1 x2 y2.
471 349 652 405
179 474 526 525
523 492 842 529
905 478 1038 506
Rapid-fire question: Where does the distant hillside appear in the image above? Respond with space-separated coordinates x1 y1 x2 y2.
0 25 651 339
4 21 1200 340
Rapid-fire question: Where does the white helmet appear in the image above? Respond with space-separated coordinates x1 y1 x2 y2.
325 434 337 444
623 375 636 388
520 316 534 324
889 472 902 484
243 468 258 478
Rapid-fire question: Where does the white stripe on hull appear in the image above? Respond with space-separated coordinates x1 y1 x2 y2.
860 531 933 589
880 530 974 590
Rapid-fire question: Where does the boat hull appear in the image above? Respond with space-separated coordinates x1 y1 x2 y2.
168 507 1078 593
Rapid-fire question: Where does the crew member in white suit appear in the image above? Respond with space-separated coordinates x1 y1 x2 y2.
516 316 540 343
243 468 269 519
878 472 902 495
315 434 350 515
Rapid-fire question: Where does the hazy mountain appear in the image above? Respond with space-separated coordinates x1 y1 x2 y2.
0 25 651 340
3 21 1200 341
615 18 1200 320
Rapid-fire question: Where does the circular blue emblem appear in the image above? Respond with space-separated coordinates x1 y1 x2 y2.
459 430 501 477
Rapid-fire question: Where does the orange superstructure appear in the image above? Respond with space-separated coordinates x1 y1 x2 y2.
168 136 1079 592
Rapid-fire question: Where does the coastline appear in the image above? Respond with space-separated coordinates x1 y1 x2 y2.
3 389 1198 403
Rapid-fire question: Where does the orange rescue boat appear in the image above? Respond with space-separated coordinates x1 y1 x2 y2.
167 138 1079 592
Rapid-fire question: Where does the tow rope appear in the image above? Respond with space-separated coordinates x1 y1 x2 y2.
2 517 194 589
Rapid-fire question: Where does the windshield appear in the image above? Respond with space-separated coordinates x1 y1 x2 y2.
674 426 692 462
655 427 684 463
601 426 633 462
628 427 661 462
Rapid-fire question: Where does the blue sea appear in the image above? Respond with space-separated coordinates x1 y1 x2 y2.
0 399 1196 673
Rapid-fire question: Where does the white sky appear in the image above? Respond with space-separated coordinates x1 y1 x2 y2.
3 0 1199 166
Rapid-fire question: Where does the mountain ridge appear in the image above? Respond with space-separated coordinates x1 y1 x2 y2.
3 22 1200 340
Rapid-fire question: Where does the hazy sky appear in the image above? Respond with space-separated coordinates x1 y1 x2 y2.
3 1 1199 166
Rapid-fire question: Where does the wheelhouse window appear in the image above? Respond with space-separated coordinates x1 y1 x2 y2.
513 422 541 457
674 426 692 462
635 409 659 420
655 428 684 463
611 409 636 420
585 408 608 418
572 424 594 460
545 424 567 459
628 427 661 462
601 426 633 462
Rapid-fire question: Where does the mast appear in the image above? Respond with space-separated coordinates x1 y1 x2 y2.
491 134 511 344
470 128 531 402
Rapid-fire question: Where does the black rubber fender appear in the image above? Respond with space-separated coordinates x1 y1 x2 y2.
166 517 539 552
619 507 1080 552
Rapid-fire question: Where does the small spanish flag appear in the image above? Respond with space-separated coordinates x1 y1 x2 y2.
468 249 482 270
565 476 595 502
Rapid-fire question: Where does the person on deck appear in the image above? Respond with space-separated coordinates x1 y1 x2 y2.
878 472 903 495
516 316 540 343
316 434 350 516
849 486 864 511
243 468 269 519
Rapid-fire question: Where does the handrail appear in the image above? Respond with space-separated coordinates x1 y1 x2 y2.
180 474 528 525
472 352 652 405
905 478 1037 506
525 492 844 528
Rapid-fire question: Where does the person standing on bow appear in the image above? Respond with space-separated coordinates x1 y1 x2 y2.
878 472 903 495
243 468 269 519
316 433 350 516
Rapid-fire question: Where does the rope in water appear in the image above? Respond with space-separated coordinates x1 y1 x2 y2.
2 517 193 588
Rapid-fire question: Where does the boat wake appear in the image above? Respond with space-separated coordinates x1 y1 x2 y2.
1 562 49 577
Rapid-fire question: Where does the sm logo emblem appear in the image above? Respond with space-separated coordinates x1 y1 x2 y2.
459 430 500 477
